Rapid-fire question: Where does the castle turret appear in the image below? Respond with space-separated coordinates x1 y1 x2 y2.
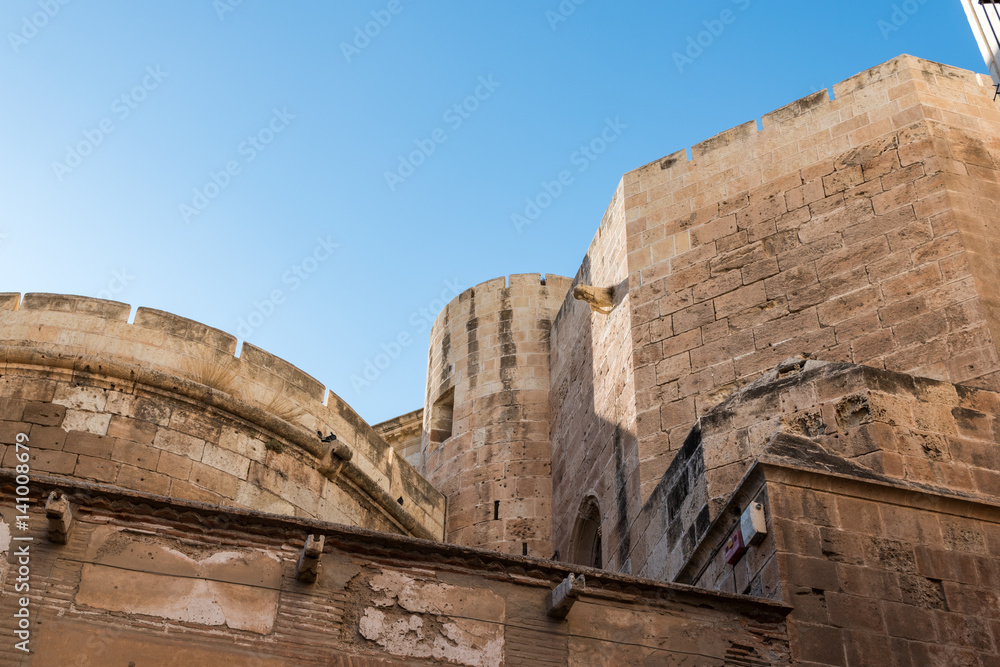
419 274 571 556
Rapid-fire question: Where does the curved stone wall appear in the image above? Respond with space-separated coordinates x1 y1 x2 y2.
0 293 444 540
420 274 571 556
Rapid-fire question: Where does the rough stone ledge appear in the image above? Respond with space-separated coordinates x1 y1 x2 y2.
0 470 791 619
755 457 1000 520
21 292 131 321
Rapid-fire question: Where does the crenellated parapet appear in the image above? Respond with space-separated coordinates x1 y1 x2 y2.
0 292 444 540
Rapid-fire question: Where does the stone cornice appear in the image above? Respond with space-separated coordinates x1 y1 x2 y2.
0 470 790 619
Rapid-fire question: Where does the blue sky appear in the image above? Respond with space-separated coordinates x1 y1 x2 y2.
0 1 987 424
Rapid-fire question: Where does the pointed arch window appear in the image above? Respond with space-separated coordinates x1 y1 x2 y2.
570 497 602 569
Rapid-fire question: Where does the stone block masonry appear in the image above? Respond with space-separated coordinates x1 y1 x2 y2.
542 54 1000 584
620 55 1000 502
770 477 1000 666
535 56 1000 665
420 274 572 557
548 185 643 574
647 360 1000 665
0 292 445 540
5 53 1000 666
373 407 423 468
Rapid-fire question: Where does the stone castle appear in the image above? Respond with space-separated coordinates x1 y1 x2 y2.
2 54 999 665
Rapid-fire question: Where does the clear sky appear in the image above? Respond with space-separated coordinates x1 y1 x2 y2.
0 1 987 424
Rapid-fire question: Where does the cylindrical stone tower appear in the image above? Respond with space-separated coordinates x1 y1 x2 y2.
420 273 571 557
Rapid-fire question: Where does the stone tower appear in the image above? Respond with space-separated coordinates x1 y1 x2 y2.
419 273 571 556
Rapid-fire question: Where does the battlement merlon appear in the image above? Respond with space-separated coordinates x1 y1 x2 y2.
624 54 998 274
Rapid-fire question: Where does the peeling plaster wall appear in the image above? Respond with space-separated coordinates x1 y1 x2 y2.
0 478 792 666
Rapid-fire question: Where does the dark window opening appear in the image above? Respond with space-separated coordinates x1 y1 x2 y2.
493 500 500 520
429 387 455 452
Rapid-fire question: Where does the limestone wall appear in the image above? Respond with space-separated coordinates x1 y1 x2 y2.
373 408 423 468
635 359 1000 585
0 293 444 540
621 55 1000 502
420 274 571 556
548 185 641 573
765 468 1000 666
640 360 1000 665
677 458 1000 665
703 361 1000 507
0 474 793 666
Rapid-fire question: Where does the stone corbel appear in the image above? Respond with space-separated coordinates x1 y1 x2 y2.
317 437 353 477
546 573 586 619
44 491 73 544
572 284 614 315
295 534 324 583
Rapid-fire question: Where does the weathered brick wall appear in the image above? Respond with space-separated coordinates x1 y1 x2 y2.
420 274 571 556
548 185 641 573
622 55 1000 504
0 477 793 666
0 293 444 539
